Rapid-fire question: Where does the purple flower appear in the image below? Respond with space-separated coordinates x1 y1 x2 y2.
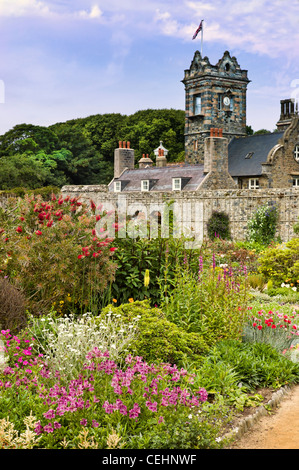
44 424 54 433
43 409 55 420
80 419 88 426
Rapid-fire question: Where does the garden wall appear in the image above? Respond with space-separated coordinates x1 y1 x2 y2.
59 186 299 242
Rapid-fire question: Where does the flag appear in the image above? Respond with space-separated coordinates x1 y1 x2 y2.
192 20 203 40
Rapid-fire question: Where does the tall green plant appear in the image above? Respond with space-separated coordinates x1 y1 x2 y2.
247 203 279 245
161 258 248 346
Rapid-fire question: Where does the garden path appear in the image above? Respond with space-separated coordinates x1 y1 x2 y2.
228 384 299 449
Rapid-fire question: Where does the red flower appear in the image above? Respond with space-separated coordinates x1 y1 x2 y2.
271 324 276 329
20 217 25 221
16 226 23 233
78 255 85 259
35 230 42 236
252 322 257 327
58 199 63 205
47 220 53 227
109 247 117 252
92 252 99 258
257 325 263 330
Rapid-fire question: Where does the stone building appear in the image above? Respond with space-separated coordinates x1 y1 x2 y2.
62 50 299 242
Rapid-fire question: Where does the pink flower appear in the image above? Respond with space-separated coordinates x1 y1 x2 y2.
146 400 158 412
44 424 54 433
43 409 55 419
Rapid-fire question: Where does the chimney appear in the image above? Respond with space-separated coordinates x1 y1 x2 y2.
156 148 167 167
204 128 228 174
138 153 153 168
114 141 135 178
199 127 237 190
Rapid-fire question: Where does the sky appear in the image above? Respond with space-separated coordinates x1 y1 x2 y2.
0 0 299 136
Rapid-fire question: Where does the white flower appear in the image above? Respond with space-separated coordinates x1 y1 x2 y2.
281 283 286 287
292 287 297 291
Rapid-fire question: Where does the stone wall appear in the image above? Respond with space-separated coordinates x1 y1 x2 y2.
61 185 299 243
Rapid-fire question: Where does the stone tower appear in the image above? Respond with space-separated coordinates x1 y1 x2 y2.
182 50 250 164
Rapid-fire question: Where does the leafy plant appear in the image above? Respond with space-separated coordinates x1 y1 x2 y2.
99 300 209 367
161 260 248 346
257 238 299 287
207 211 231 240
247 203 279 245
0 193 117 314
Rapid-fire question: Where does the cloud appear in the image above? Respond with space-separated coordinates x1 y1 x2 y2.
78 4 102 20
154 0 299 61
0 0 50 17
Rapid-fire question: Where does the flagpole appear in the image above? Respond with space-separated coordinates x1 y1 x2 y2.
201 20 204 56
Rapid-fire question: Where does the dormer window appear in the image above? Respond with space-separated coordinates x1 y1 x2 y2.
294 144 299 162
114 181 121 192
172 178 182 191
141 180 149 191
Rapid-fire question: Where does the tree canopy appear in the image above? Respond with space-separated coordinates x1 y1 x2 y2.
0 109 185 190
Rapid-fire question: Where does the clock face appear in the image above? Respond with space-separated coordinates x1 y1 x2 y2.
223 96 230 106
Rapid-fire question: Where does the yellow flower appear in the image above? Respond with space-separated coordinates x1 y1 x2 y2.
128 298 134 303
144 269 150 287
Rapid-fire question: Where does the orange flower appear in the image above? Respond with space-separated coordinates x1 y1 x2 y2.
128 298 134 303
112 298 117 303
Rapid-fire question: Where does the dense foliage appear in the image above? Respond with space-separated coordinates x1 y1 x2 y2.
1 190 299 449
0 109 185 189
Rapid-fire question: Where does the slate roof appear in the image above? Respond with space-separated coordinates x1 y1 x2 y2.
109 132 285 191
228 132 284 176
108 164 205 192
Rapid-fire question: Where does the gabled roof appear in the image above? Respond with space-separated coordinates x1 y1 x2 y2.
109 164 205 192
228 132 284 176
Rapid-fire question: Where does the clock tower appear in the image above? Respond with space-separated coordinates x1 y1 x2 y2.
182 50 250 164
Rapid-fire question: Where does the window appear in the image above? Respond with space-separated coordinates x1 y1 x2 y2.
293 178 299 187
141 180 149 191
249 178 259 189
194 95 202 114
245 152 254 159
229 97 234 111
114 181 121 192
218 94 222 110
172 178 182 191
294 145 299 162
193 140 198 151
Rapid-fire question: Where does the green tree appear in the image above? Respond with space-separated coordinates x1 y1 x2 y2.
0 154 50 189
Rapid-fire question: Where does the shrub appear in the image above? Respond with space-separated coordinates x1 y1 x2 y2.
205 339 299 390
161 261 249 346
242 304 299 352
0 278 26 333
258 238 299 287
100 300 209 367
0 193 116 314
27 310 140 381
110 231 202 307
247 203 279 245
207 211 231 240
